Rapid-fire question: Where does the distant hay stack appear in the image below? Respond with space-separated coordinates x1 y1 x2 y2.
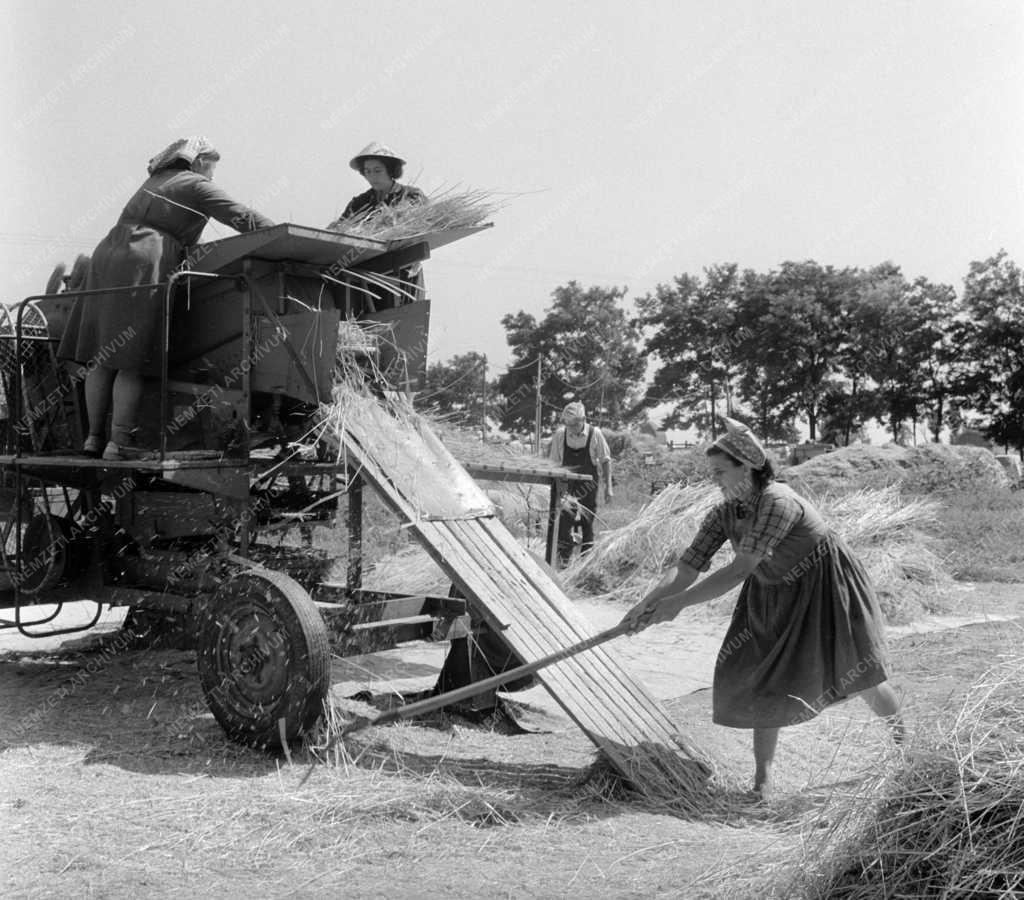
783 443 1010 496
787 657 1024 898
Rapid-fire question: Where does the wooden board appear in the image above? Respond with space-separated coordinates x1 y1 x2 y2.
189 223 492 276
326 392 711 791
335 393 495 520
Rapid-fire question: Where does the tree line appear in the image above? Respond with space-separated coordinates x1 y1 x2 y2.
420 250 1024 453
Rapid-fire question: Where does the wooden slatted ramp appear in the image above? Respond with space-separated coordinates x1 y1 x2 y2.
322 391 713 797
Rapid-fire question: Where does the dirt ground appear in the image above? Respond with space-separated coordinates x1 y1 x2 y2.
0 583 1020 900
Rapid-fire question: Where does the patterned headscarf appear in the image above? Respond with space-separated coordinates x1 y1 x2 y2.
712 416 767 468
147 136 219 175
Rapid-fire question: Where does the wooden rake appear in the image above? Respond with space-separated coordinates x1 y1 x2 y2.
298 621 632 787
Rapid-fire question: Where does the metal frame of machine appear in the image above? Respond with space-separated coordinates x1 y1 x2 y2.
0 224 591 747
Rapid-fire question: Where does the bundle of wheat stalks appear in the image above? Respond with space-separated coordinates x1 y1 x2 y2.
327 187 504 242
559 482 950 620
787 657 1024 898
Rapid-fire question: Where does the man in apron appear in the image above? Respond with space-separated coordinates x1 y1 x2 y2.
547 401 613 567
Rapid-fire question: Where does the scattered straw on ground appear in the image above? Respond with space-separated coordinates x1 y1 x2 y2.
779 655 1024 898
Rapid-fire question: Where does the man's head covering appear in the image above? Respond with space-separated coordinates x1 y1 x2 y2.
562 401 586 422
349 141 406 172
147 136 219 175
712 416 767 468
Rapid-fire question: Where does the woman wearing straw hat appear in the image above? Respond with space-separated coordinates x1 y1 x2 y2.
620 416 904 797
334 141 426 224
329 142 427 304
58 137 274 460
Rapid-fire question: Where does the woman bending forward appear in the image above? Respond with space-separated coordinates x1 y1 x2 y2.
620 417 904 796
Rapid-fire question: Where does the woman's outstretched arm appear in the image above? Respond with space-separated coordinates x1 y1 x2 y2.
620 551 762 632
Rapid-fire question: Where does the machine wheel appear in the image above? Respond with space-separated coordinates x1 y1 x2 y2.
196 568 331 749
18 514 80 595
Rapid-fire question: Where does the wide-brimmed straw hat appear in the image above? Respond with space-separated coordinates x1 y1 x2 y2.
349 141 406 172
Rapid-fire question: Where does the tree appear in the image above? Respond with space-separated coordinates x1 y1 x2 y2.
851 268 930 444
495 282 645 432
907 277 960 442
638 263 754 438
739 261 856 441
421 351 489 429
955 250 1024 453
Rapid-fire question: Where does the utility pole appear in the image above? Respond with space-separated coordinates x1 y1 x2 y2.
533 356 542 456
480 356 488 443
709 380 718 439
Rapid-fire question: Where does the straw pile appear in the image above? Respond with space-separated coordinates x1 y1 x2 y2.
783 443 1010 496
326 187 504 242
812 486 951 622
559 482 718 604
559 482 951 622
785 657 1024 898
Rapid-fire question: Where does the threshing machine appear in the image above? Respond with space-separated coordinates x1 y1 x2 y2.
0 223 590 747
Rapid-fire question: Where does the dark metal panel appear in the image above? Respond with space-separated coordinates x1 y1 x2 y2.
360 301 431 391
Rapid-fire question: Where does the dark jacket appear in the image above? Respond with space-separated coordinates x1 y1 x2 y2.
58 169 273 370
341 182 426 220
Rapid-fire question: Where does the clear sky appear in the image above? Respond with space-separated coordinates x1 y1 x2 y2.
3 0 1022 381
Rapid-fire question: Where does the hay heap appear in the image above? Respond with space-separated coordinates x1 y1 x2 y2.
559 482 950 621
559 482 718 603
326 187 504 242
784 443 1010 496
791 657 1024 898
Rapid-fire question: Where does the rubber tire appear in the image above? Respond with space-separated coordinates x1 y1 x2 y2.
19 514 75 595
196 568 330 749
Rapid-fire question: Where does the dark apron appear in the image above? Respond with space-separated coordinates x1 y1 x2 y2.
562 427 599 512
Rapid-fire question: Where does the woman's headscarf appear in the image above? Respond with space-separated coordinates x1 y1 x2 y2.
147 136 219 175
712 416 767 468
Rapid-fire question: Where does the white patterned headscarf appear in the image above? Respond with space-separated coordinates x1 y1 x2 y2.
147 136 219 175
713 416 767 468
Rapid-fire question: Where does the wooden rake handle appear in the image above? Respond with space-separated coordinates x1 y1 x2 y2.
300 621 631 786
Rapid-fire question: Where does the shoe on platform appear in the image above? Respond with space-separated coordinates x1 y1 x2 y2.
102 441 157 462
82 435 103 458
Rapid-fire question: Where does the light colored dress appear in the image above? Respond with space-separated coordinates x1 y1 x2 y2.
680 481 890 729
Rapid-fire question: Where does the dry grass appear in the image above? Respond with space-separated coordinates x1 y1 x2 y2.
930 487 1024 583
779 656 1024 899
326 186 505 242
306 691 784 823
560 482 718 605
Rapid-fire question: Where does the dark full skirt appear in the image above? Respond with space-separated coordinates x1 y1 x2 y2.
58 223 181 372
713 533 889 729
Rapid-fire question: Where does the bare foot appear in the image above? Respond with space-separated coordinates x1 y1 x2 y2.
747 776 773 803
